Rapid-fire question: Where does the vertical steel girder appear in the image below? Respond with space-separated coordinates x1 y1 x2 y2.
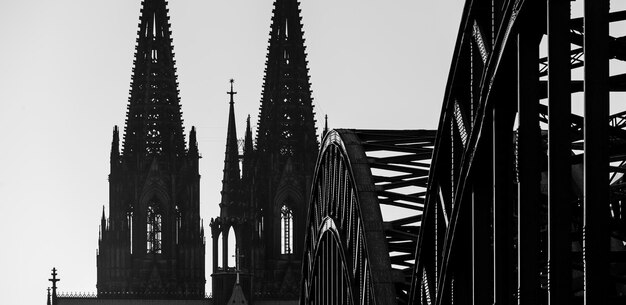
547 1 573 304
300 1 626 304
517 5 541 304
301 130 435 305
583 1 610 304
408 0 626 304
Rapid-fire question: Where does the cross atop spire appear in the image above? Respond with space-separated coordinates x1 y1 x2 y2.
232 246 245 284
49 267 60 302
227 79 237 105
49 268 60 287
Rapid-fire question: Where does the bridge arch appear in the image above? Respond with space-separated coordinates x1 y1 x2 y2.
301 129 435 305
302 1 626 304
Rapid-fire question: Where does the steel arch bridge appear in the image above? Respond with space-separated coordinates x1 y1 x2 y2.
301 1 626 304
301 129 436 305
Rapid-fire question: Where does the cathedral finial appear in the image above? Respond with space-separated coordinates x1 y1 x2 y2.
323 115 329 138
227 79 237 105
46 287 51 305
242 114 254 182
111 126 119 162
49 268 60 303
189 126 199 156
226 251 249 305
244 115 253 155
100 206 106 240
233 246 243 284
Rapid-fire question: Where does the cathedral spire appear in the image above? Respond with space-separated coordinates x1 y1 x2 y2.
221 79 241 206
98 1 205 297
255 0 318 158
122 0 186 160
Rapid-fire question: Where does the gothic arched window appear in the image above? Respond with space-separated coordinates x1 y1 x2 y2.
127 208 134 254
175 205 181 245
147 205 162 254
280 205 293 254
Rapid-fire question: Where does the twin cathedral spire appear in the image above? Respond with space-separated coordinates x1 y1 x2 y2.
50 0 318 303
122 0 187 160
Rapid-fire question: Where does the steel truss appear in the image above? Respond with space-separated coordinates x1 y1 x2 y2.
301 1 626 304
301 129 435 305
409 1 626 304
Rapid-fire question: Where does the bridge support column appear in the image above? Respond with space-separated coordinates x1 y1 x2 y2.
472 130 493 305
516 17 541 305
492 78 516 305
547 1 572 304
583 1 610 304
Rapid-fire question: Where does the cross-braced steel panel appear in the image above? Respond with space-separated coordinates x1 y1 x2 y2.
301 129 435 305
409 1 626 304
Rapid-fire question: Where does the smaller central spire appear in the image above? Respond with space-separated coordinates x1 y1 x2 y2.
221 79 241 208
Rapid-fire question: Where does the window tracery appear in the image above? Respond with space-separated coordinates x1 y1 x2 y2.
281 205 293 254
147 204 162 254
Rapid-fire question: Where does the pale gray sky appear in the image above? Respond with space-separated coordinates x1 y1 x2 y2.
0 1 464 303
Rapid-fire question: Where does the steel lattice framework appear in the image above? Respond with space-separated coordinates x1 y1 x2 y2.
301 130 435 305
409 0 626 304
301 1 626 304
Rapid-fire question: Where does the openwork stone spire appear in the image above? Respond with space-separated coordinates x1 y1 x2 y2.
122 0 186 159
255 0 317 159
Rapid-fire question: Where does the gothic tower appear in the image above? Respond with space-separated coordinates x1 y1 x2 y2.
97 0 205 298
211 0 317 303
251 0 318 297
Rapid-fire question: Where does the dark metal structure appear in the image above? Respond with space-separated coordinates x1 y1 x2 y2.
301 1 626 304
301 130 435 305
